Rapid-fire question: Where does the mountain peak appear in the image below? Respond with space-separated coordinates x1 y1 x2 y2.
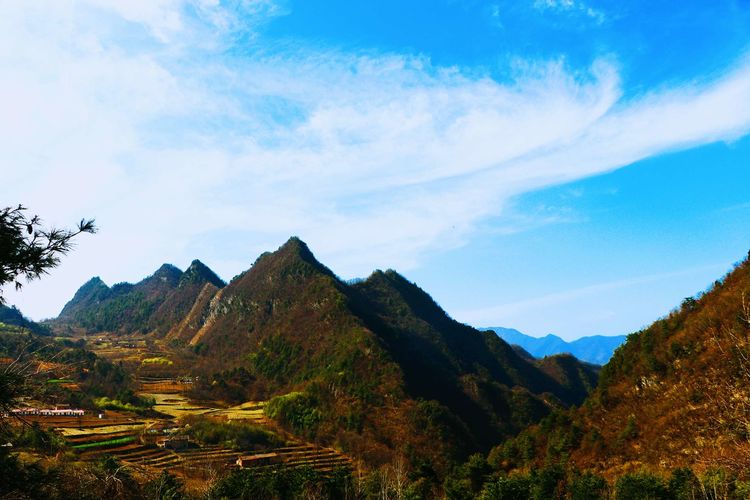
365 268 407 285
279 236 315 258
252 237 336 279
153 263 182 278
180 259 225 287
85 276 106 286
144 263 182 287
58 276 111 318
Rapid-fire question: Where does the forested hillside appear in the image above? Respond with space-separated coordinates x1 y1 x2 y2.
444 253 750 498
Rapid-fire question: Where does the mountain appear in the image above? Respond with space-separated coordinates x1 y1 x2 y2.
55 261 223 335
149 260 225 336
180 237 598 470
484 327 626 364
495 253 750 478
165 281 223 342
533 354 600 405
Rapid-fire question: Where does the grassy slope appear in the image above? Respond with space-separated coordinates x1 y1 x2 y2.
498 254 750 478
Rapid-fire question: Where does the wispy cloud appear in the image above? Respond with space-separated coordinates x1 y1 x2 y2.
457 263 725 323
533 0 606 24
456 263 730 339
2 2 750 319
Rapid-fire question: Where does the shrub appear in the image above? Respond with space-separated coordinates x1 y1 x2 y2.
615 472 670 500
668 467 700 500
210 465 351 499
265 391 322 437
569 471 608 500
478 473 533 500
183 416 283 450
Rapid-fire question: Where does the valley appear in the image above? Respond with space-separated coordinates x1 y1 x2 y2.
3 238 750 498
11 331 355 493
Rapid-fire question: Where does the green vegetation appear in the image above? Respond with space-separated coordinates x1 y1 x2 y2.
0 328 145 413
56 260 226 336
181 415 284 450
265 391 322 437
13 422 67 453
440 461 750 500
7 236 750 498
210 465 352 500
0 304 51 335
72 436 136 450
94 394 155 414
188 238 594 472
0 453 185 499
141 356 173 365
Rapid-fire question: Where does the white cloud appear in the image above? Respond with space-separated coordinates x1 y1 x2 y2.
1 2 750 319
533 0 606 24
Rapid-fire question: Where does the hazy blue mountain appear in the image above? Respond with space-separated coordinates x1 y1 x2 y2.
482 327 626 365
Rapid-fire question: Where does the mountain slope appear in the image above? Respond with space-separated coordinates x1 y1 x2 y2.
185 238 419 464
534 354 599 405
486 327 626 364
496 253 750 478
149 260 225 336
185 238 598 469
0 304 49 335
165 282 222 342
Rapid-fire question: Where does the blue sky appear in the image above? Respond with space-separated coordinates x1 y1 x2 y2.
1 0 749 339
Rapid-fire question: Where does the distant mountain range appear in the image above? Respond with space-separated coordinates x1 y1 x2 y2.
55 259 225 335
481 327 626 365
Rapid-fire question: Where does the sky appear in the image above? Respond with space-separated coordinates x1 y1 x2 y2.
1 0 750 340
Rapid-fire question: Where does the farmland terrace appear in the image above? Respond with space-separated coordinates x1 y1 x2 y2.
24 333 355 487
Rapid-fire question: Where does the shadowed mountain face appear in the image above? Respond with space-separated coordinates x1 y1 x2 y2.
485 327 626 365
497 253 750 478
55 261 223 335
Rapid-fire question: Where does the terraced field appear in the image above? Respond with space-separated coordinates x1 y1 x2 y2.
266 444 353 474
21 411 142 429
66 427 352 479
139 388 270 425
175 445 241 470
233 443 353 478
67 428 184 469
55 337 356 481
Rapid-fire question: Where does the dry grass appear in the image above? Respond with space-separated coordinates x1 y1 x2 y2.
61 424 146 436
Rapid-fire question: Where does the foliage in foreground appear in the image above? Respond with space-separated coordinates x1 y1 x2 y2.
210 465 352 500
0 204 95 303
441 457 750 500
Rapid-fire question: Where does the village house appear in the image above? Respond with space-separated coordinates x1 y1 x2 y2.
236 452 281 468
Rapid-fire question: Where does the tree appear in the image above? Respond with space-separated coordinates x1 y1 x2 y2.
0 204 96 303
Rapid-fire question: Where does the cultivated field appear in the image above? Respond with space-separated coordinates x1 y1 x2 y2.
31 334 356 485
